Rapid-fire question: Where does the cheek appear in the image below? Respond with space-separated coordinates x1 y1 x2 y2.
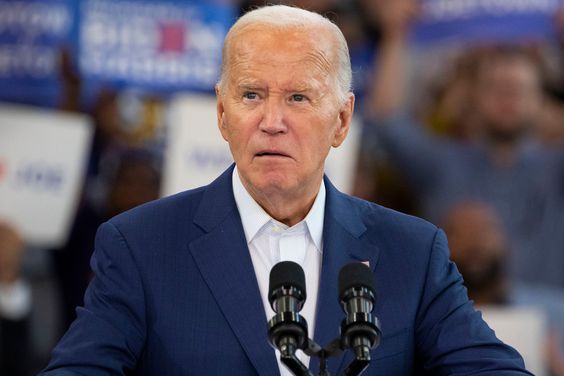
223 111 254 141
229 129 262 165
301 128 334 161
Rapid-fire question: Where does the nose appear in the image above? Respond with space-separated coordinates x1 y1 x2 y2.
259 98 288 135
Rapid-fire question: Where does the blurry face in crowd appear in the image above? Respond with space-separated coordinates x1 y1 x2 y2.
475 57 542 143
216 24 353 218
443 203 507 291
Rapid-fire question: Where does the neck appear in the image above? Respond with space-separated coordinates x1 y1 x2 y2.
241 177 322 227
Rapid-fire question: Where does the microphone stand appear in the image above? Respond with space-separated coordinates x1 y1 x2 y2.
303 337 340 376
276 335 377 376
270 318 381 376
279 335 314 376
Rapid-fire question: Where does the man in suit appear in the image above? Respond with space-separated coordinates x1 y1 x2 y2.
41 5 531 375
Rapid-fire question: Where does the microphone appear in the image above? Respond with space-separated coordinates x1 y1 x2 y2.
338 262 381 371
267 261 312 375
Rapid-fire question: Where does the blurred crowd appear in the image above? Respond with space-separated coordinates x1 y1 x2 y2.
1 0 564 374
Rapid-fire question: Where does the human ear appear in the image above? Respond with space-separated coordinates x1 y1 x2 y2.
332 93 355 147
216 85 229 142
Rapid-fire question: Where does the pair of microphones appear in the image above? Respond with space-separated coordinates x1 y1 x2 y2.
267 261 381 376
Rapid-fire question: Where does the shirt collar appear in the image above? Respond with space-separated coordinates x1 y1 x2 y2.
232 166 325 252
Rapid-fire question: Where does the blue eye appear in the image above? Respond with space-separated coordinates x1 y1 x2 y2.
291 94 305 102
243 92 258 100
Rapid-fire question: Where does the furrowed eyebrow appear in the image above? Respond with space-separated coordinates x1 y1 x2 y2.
234 80 319 95
287 87 310 93
239 84 261 90
281 83 317 94
236 84 265 94
287 77 327 93
235 77 262 87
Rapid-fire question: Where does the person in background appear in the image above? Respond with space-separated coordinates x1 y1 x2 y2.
441 201 564 375
363 0 564 290
0 221 32 376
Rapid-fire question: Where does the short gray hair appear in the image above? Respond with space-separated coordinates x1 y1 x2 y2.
217 5 352 105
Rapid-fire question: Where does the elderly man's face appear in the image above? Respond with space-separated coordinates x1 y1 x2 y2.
217 24 353 201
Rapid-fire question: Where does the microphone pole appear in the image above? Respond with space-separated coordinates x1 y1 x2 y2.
267 261 314 376
338 262 381 376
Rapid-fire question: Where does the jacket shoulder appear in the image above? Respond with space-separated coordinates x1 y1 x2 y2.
346 194 439 238
337 194 443 265
108 186 207 234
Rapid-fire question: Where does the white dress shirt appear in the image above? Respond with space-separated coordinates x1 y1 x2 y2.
232 167 324 375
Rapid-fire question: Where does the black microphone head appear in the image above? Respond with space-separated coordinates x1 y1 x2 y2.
268 261 306 305
338 262 375 301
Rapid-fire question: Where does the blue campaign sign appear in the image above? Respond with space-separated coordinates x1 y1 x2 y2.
77 0 236 95
0 0 78 107
413 0 564 45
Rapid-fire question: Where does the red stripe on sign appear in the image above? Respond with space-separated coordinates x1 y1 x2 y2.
159 22 186 53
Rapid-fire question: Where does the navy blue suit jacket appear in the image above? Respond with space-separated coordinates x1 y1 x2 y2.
42 166 530 375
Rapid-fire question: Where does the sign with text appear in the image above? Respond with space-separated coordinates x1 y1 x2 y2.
0 104 93 247
414 0 563 44
162 95 360 197
78 0 236 94
0 0 77 106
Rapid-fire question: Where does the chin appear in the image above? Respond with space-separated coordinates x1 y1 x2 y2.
253 177 296 194
249 165 293 183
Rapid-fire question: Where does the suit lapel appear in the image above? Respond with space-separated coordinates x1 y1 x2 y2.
188 166 279 376
310 178 380 376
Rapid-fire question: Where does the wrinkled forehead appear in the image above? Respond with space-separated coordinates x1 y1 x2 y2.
225 23 337 80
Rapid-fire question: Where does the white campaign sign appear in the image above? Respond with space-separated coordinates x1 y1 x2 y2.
480 307 547 376
0 103 93 247
162 94 360 197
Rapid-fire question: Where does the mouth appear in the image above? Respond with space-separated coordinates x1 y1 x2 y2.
255 151 291 158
